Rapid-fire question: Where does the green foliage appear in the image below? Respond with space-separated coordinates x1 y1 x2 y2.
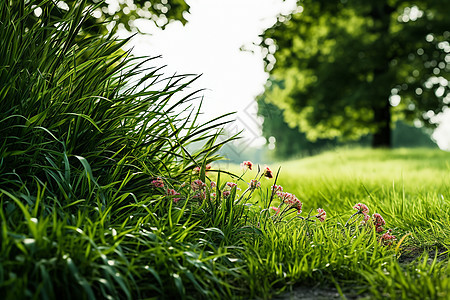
235 148 450 298
83 0 190 31
259 0 450 147
242 220 391 297
0 0 229 199
257 89 346 159
1 1 449 299
268 148 450 247
0 179 243 299
392 121 437 148
257 89 435 158
20 0 190 35
0 1 239 298
361 255 449 299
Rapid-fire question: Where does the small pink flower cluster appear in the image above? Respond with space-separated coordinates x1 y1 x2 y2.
166 188 181 203
372 213 386 233
241 160 253 170
190 179 208 200
226 182 238 189
268 184 326 223
350 203 396 244
193 164 212 173
263 167 273 179
249 179 261 190
271 185 283 192
277 191 302 213
223 182 240 198
191 179 207 191
380 229 396 243
316 208 326 222
193 191 206 200
151 178 164 188
353 203 369 215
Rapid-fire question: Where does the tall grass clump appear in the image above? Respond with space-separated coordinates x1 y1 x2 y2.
0 1 240 298
0 0 230 199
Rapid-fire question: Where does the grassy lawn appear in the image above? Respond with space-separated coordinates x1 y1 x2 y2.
224 147 450 298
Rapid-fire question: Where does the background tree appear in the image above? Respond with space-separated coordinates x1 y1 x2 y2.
256 80 339 158
21 0 190 34
258 97 436 159
258 0 450 147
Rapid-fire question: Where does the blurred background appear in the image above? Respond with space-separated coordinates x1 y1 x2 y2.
97 0 449 164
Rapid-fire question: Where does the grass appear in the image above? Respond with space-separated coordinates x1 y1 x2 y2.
0 1 449 299
220 147 450 298
272 148 450 249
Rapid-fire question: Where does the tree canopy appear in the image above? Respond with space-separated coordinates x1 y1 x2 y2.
256 83 339 158
258 0 450 147
23 0 190 34
257 87 435 159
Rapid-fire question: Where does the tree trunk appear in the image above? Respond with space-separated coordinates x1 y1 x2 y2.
370 1 393 148
372 101 391 148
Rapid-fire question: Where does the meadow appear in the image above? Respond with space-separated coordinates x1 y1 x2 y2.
226 147 450 298
0 1 449 299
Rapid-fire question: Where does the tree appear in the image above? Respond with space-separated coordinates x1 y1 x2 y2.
21 0 190 34
258 94 435 159
256 80 339 158
258 0 450 147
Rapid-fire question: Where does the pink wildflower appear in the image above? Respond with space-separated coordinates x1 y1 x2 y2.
249 179 261 190
166 188 179 196
167 189 180 203
192 191 206 200
292 200 302 213
263 166 273 179
271 185 283 193
210 181 216 189
278 192 302 213
270 206 280 215
166 189 181 203
278 192 292 203
316 208 326 222
226 182 238 188
380 229 396 244
376 226 384 233
361 214 371 225
191 179 206 191
193 164 211 174
372 213 386 227
284 193 294 205
151 178 164 188
240 161 253 170
277 191 287 201
210 192 217 198
223 190 231 198
353 203 369 216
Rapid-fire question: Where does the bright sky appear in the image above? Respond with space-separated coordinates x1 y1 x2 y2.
126 0 297 148
122 0 450 151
